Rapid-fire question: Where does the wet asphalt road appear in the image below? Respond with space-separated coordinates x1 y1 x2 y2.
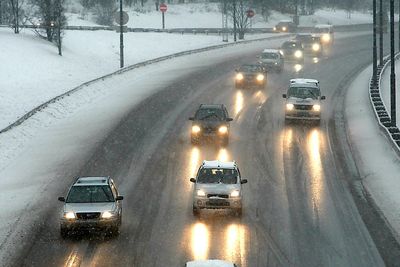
11 33 395 266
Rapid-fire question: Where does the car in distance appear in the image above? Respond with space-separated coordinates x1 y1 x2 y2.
279 40 304 63
283 79 326 123
294 34 323 57
190 160 247 216
312 24 334 45
258 49 284 72
273 20 297 32
185 260 237 267
189 104 233 146
58 176 123 237
235 64 267 89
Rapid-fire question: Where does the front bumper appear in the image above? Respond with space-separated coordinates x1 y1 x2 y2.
193 197 242 209
285 110 321 120
60 217 120 230
236 79 265 87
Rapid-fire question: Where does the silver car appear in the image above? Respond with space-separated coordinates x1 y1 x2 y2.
190 160 247 216
58 176 123 237
258 49 284 72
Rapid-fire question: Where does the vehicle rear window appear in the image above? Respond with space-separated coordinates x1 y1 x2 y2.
66 185 115 203
261 53 278 59
197 168 238 184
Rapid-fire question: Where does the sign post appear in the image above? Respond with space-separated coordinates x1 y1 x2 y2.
114 0 129 68
160 3 167 29
246 9 255 28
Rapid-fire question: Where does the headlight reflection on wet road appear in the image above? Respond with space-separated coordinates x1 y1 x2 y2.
64 250 80 267
189 147 200 178
308 129 324 209
217 148 230 162
225 224 247 267
234 90 244 117
191 222 210 260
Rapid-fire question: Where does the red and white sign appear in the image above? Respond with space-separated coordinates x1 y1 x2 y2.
160 3 168 12
246 9 255 18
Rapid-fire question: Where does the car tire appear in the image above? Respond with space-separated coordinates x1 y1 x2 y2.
193 206 199 216
60 227 68 239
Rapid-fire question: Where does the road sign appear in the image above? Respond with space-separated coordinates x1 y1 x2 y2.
160 3 167 12
114 11 129 25
246 9 255 18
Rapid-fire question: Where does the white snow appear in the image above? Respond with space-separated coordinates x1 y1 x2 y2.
346 65 400 240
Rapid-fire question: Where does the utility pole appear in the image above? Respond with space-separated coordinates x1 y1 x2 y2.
119 0 124 68
57 0 62 56
379 0 383 65
390 0 396 126
222 0 228 42
233 0 237 42
372 0 377 84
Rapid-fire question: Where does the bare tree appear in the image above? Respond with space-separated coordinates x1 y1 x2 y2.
229 0 250 40
10 0 25 33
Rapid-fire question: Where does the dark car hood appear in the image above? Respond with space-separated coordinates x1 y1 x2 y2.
194 120 225 128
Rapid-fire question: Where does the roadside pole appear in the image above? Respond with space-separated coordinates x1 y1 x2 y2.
390 0 396 126
373 0 377 84
379 0 383 65
160 3 167 29
120 0 124 68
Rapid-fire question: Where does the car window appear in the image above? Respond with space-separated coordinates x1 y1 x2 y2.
282 42 300 49
240 65 262 72
66 185 115 203
288 86 320 99
197 168 238 184
261 53 278 59
195 108 225 120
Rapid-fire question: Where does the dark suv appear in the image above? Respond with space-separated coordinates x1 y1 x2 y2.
189 104 233 146
235 64 267 89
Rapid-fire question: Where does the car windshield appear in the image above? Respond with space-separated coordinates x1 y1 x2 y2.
240 65 262 72
197 168 238 184
313 27 330 33
288 86 320 99
195 108 225 120
261 53 278 59
296 35 313 42
66 185 115 203
282 42 300 49
277 22 290 27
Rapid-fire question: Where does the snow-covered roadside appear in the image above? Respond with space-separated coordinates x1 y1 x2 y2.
346 66 400 240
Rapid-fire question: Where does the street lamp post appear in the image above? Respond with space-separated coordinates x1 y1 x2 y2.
233 0 237 42
379 0 383 65
119 0 124 68
390 0 396 126
372 0 377 84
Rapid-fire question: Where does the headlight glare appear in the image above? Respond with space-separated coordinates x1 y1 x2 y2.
313 104 321 112
256 74 265 81
322 34 330 42
197 190 206 197
286 103 294 111
236 73 244 80
64 212 75 219
218 126 228 134
230 190 240 197
312 43 320 51
282 26 287 31
101 211 115 219
294 50 303 58
192 125 201 133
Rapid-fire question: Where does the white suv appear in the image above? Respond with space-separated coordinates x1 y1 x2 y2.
190 160 247 216
58 176 123 237
283 79 326 123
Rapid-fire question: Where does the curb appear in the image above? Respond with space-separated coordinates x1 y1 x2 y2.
0 33 291 135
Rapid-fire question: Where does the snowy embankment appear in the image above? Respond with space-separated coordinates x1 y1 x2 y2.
346 65 400 241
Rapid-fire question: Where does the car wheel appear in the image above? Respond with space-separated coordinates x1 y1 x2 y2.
60 227 68 239
193 206 199 216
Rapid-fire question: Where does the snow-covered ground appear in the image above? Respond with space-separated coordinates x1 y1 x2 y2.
65 2 374 28
346 64 400 240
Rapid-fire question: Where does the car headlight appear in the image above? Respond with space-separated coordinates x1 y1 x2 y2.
64 212 76 219
236 73 244 80
282 26 287 31
196 190 206 197
256 74 265 81
322 34 330 42
101 211 116 219
218 125 228 134
312 43 320 51
294 50 303 58
273 26 277 31
192 125 201 133
312 104 321 112
230 190 240 197
279 50 284 56
286 103 294 111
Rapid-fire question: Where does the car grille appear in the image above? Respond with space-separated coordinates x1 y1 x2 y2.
294 104 313 110
76 212 101 220
207 194 229 199
206 199 230 206
203 127 217 133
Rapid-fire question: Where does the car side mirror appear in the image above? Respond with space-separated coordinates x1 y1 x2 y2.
116 196 124 201
58 197 65 202
321 96 326 100
190 178 196 183
241 179 248 184
227 118 233 122
282 94 287 98
189 117 194 121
